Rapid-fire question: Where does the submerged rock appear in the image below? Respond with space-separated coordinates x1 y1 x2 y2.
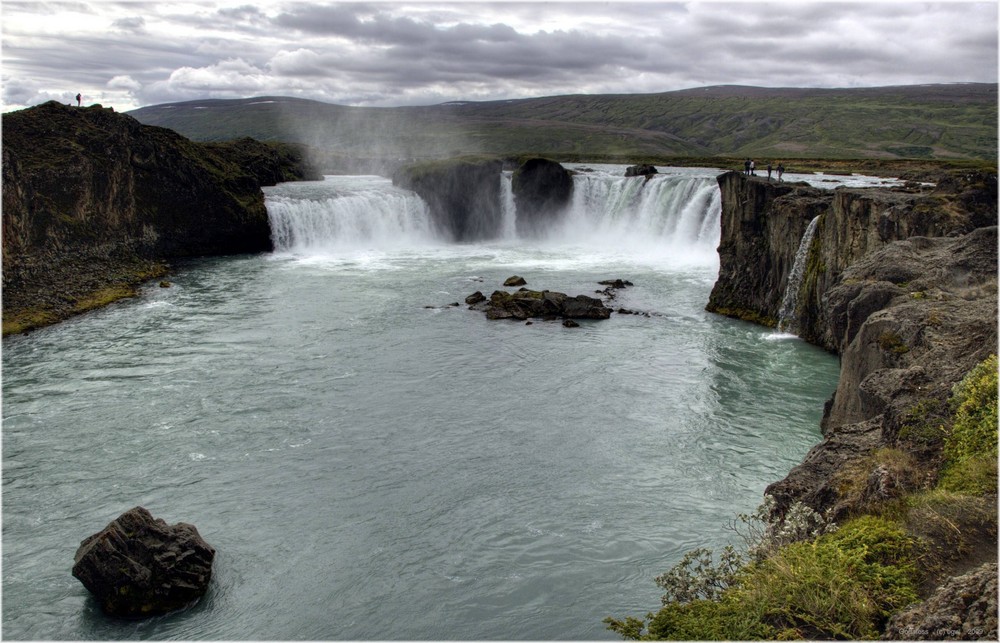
72 507 215 618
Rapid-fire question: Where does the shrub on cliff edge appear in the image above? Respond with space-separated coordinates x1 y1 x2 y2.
605 513 920 640
938 355 998 495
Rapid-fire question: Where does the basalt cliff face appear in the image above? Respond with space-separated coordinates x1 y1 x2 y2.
707 171 995 347
392 157 504 241
2 101 318 334
708 170 997 637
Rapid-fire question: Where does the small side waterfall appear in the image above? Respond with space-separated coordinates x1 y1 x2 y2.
776 215 821 333
499 172 517 240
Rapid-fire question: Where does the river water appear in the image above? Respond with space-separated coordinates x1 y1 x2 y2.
2 166 843 640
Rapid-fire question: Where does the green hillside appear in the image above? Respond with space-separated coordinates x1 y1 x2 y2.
128 84 997 167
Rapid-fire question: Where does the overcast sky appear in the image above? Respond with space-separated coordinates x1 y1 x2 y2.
2 1 997 112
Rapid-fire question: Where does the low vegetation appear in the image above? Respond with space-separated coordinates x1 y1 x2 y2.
605 354 998 640
128 84 998 165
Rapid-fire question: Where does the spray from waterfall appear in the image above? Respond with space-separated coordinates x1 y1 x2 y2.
776 215 822 333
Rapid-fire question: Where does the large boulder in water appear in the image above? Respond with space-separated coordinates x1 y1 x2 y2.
72 506 215 617
512 158 573 237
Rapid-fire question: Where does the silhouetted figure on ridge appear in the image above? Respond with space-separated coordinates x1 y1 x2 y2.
76 93 81 107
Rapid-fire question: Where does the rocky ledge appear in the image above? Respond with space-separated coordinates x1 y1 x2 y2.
2 101 319 335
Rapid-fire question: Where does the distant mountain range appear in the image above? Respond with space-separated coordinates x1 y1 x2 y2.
128 83 997 168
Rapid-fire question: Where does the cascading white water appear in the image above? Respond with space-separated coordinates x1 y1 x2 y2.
776 215 822 333
264 166 723 269
499 171 517 240
554 166 722 265
266 175 439 254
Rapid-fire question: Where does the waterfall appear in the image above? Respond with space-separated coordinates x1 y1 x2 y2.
776 215 821 334
499 172 517 240
554 171 722 263
266 175 439 253
264 168 722 266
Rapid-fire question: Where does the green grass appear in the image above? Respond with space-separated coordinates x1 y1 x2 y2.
127 84 998 164
938 355 998 495
606 515 922 640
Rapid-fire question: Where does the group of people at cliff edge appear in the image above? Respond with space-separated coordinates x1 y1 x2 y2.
744 158 784 182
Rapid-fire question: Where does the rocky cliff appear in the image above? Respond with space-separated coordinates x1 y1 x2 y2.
2 101 318 335
392 157 504 241
511 158 573 236
707 171 995 346
707 169 997 637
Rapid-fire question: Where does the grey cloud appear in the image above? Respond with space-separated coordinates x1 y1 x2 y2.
1 1 996 112
111 16 146 33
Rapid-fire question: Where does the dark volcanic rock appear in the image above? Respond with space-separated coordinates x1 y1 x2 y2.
481 289 611 321
504 275 527 286
72 507 215 618
392 158 503 241
625 164 658 178
706 170 995 347
511 158 573 237
2 101 318 335
765 227 998 519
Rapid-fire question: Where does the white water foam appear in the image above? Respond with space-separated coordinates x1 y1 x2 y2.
551 167 722 268
266 175 440 258
266 167 723 270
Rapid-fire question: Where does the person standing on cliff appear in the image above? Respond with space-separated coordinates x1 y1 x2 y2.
777 163 785 182
750 159 756 175
767 162 773 181
744 158 751 175
76 93 81 107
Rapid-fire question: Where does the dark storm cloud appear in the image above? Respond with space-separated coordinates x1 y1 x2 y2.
1 1 997 111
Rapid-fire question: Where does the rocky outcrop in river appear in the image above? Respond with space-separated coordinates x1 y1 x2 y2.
2 101 318 335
